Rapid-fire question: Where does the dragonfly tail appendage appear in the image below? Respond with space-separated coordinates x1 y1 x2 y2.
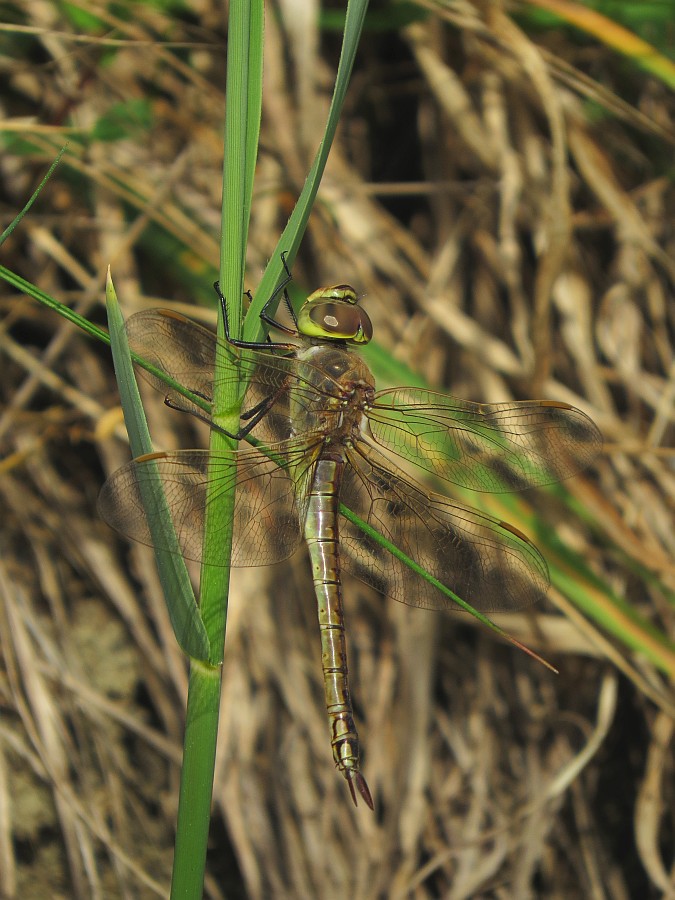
347 770 374 810
330 709 373 809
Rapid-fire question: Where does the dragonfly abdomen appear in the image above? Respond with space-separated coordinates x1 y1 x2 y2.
304 457 373 810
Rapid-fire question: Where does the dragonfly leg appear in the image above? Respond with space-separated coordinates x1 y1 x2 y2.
259 251 300 335
165 380 290 440
213 281 293 350
163 396 239 439
237 382 290 438
213 253 300 347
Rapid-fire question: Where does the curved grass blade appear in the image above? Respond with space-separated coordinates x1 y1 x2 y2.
170 2 266 893
104 270 208 660
339 501 557 672
243 0 371 343
0 146 67 246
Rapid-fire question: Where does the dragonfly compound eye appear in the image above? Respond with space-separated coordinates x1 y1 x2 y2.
299 300 373 344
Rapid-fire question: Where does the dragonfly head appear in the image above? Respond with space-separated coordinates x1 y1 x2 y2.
297 284 373 345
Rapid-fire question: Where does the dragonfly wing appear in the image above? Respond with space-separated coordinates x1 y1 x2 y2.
367 387 601 492
98 442 320 568
125 309 350 444
125 309 292 443
125 309 223 421
338 443 549 612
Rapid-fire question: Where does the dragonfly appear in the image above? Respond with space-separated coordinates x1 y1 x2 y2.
98 268 601 810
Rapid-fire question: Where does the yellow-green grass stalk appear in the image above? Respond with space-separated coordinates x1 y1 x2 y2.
171 0 371 896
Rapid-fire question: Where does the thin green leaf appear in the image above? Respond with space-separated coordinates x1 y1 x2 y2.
171 1 265 895
105 271 209 660
0 265 109 342
243 0 371 342
0 146 68 246
339 502 557 672
196 0 267 669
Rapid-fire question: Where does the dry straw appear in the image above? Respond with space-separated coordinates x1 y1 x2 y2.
0 0 674 897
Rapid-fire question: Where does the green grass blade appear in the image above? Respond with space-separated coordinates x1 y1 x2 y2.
524 0 675 89
0 261 210 662
105 272 209 660
218 0 264 340
171 1 265 896
243 0 371 342
196 0 265 661
0 265 110 344
548 536 675 675
453 477 675 676
0 147 68 246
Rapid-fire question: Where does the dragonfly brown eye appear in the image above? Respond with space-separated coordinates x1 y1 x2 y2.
300 300 373 343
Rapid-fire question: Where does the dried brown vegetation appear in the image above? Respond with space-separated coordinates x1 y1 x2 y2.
1 1 674 898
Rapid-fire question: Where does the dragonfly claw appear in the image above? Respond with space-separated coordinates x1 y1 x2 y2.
347 771 374 811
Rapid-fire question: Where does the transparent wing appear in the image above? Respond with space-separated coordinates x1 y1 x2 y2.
125 309 346 443
125 309 220 414
338 442 549 612
367 387 602 492
98 440 321 568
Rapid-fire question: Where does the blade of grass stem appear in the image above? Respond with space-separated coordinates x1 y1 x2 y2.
0 265 110 343
243 0 371 342
527 0 675 88
0 146 67 246
339 503 557 672
171 0 265 896
105 271 208 660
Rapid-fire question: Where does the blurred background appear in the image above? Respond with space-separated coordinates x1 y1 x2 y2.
0 1 674 897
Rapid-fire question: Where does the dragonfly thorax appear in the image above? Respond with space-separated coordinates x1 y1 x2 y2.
291 343 376 444
297 285 373 345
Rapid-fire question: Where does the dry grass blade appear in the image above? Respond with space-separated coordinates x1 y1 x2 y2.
635 712 675 895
